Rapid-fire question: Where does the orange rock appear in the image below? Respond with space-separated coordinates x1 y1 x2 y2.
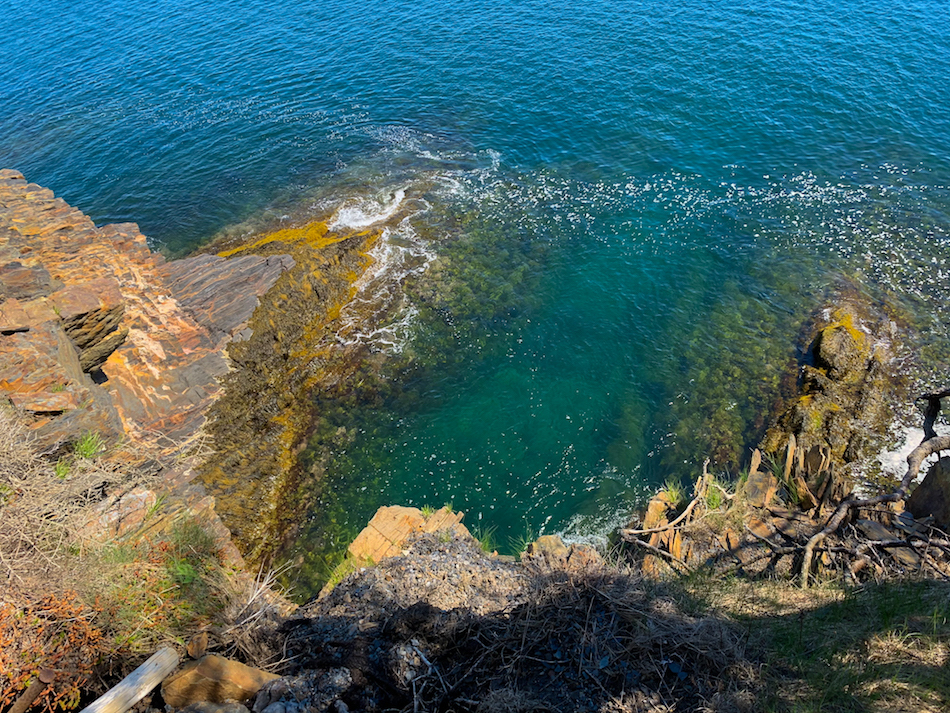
642 492 673 530
161 655 279 707
8 390 80 413
0 298 31 332
348 505 470 563
0 171 292 451
747 517 773 540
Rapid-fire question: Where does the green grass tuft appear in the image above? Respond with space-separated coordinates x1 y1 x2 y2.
472 524 497 554
663 478 685 510
54 458 71 480
74 432 104 460
508 525 536 556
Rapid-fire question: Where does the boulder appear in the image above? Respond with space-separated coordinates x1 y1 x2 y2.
78 488 157 541
907 456 950 530
814 323 868 380
523 534 569 561
181 703 250 713
522 535 603 571
347 505 468 563
161 655 279 707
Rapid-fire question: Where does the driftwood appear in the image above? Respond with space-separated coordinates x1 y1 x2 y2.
800 390 950 586
622 537 693 573
9 669 55 713
622 391 950 586
621 459 713 539
79 647 179 713
620 496 702 538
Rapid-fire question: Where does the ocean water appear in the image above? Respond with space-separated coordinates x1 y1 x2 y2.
4 0 950 579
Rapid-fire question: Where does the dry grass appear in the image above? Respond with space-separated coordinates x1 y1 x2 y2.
289 537 760 712
0 409 154 599
680 575 950 712
0 407 291 708
217 564 295 670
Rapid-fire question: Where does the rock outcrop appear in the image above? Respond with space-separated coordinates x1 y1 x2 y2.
907 456 950 529
761 300 901 501
0 168 292 452
346 505 469 563
0 169 299 566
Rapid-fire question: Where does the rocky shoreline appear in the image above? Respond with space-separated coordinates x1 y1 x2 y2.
3 171 950 712
0 168 303 567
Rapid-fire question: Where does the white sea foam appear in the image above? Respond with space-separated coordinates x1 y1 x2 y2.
322 141 508 354
328 187 407 230
875 422 950 484
335 215 436 353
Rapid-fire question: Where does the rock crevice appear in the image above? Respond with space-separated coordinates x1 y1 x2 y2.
0 168 292 451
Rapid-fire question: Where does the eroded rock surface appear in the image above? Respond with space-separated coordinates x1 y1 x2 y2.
158 253 295 346
0 168 291 450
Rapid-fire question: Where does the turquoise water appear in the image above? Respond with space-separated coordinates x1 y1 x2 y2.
4 0 950 576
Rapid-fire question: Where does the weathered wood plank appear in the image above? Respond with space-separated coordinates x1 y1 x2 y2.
79 647 179 713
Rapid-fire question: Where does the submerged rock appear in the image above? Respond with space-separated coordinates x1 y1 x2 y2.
194 219 385 563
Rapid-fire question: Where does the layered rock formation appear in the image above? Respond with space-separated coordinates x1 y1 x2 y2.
0 169 299 565
0 168 292 452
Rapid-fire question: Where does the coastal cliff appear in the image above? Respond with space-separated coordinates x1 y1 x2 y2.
0 168 292 453
2 172 950 713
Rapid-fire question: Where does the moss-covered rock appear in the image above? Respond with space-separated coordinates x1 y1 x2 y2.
761 298 904 498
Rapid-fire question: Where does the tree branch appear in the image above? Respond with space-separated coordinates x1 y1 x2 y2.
800 416 950 587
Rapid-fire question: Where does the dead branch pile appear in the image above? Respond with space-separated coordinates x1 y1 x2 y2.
283 538 756 713
620 391 950 589
797 390 950 585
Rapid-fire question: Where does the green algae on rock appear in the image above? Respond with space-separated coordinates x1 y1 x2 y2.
761 296 907 497
196 219 387 565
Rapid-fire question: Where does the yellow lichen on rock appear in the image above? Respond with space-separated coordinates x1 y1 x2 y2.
218 221 333 257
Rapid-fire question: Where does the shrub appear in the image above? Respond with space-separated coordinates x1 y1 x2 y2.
0 592 107 713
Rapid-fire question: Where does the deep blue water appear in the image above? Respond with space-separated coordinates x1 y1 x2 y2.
4 0 950 573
